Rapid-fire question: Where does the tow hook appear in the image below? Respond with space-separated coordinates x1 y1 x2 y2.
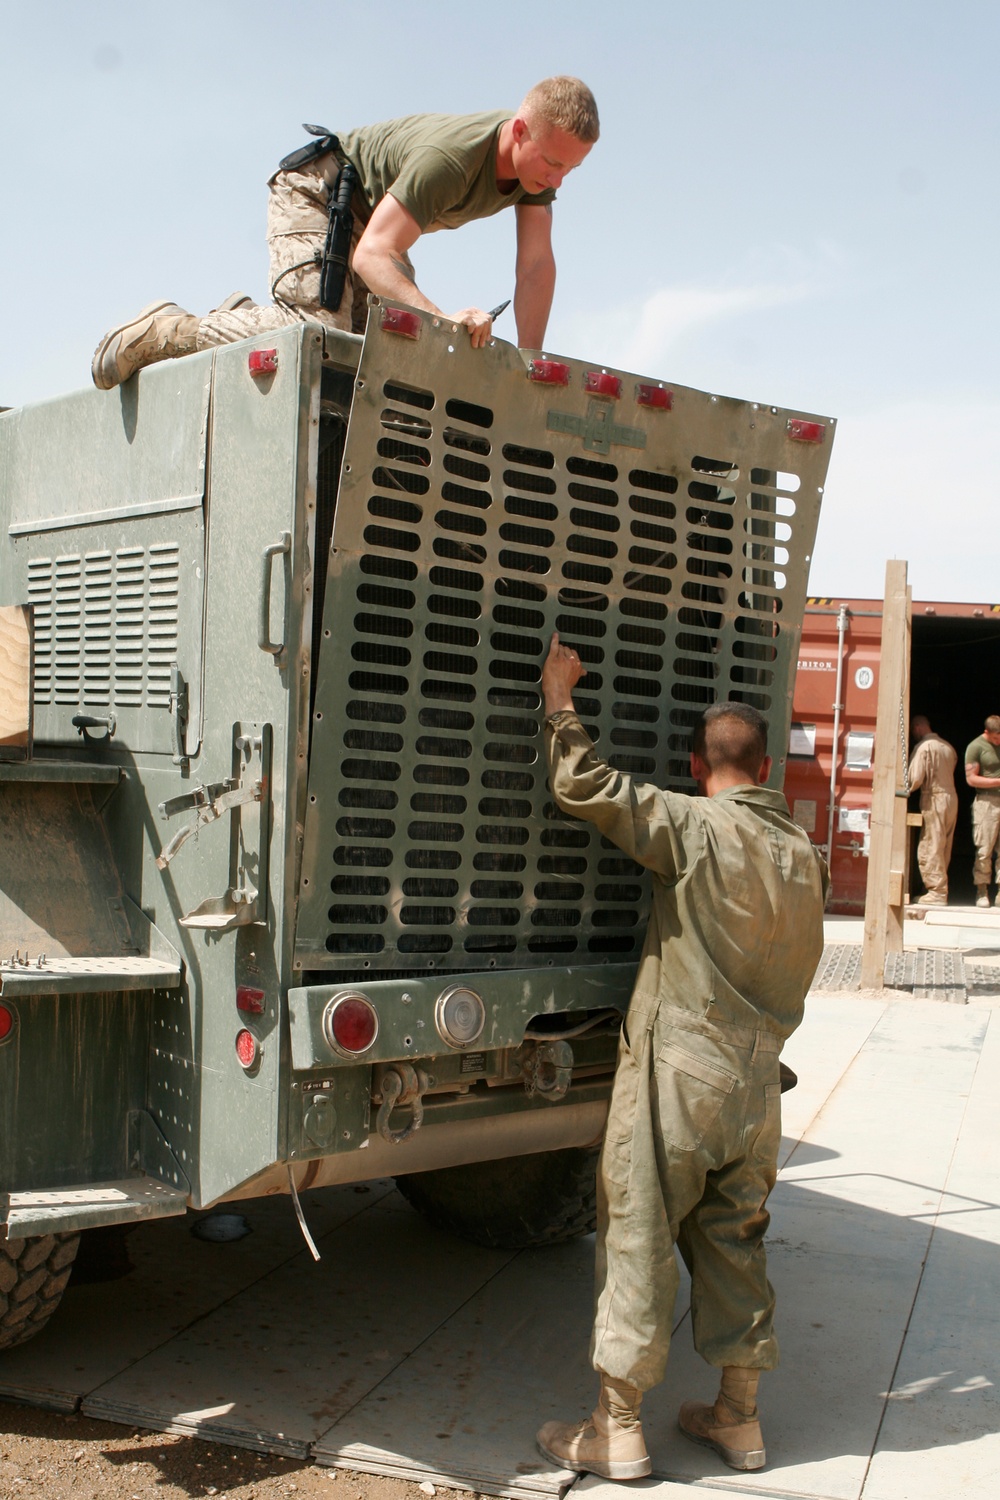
517 1039 574 1101
374 1063 433 1145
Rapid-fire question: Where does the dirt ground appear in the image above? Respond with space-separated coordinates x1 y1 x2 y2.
0 1401 481 1500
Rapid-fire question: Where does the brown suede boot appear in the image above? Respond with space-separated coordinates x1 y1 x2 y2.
678 1366 766 1471
537 1376 651 1480
92 301 201 389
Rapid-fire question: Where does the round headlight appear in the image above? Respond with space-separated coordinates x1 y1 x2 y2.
322 991 379 1057
434 985 485 1049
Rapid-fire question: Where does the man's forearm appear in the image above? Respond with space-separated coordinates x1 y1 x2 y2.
514 260 555 349
352 240 446 318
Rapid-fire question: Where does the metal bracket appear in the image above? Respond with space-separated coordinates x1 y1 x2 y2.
156 723 273 930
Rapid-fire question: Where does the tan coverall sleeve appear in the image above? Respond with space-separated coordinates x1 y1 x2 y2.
544 711 702 881
908 739 927 791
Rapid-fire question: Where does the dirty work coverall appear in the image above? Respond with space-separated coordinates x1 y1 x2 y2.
908 733 958 901
545 712 828 1389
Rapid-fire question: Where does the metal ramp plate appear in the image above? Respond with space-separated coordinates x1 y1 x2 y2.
814 943 969 1003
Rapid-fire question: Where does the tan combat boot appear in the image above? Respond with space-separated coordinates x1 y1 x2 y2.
92 301 201 390
537 1375 651 1480
678 1366 766 1471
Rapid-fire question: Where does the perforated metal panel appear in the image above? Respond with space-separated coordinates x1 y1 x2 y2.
295 315 833 974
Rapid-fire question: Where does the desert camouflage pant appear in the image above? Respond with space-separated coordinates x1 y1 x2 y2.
972 792 1000 889
916 790 958 900
591 1006 784 1390
196 158 378 348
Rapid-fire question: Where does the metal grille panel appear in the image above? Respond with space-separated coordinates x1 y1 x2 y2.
296 320 832 973
20 514 205 755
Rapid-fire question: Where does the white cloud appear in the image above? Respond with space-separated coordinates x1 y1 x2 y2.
810 399 1000 602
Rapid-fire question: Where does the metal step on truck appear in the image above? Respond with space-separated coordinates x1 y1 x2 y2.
0 301 834 1351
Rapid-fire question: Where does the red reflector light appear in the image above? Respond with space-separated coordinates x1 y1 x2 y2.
235 1028 259 1069
527 358 570 386
381 307 422 339
787 418 825 443
248 349 278 376
584 371 622 399
636 383 673 410
236 986 265 1015
323 992 379 1056
0 1005 14 1043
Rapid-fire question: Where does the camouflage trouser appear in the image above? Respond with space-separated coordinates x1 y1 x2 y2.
196 158 375 348
916 790 958 899
591 1005 783 1390
972 792 1000 889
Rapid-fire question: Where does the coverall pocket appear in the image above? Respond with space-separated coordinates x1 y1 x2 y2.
600 1024 643 1185
750 1080 782 1164
655 1042 737 1152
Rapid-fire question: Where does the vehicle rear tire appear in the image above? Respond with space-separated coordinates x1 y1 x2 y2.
395 1145 599 1250
0 1232 80 1351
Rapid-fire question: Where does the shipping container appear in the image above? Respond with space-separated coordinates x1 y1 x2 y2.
786 597 1000 912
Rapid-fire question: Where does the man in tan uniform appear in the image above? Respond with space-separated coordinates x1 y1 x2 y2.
965 715 1000 907
91 77 598 389
908 716 958 905
535 634 828 1480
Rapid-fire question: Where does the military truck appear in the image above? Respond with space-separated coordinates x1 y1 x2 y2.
0 302 834 1350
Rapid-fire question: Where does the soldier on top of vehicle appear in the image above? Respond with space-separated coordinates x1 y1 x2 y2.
91 76 599 390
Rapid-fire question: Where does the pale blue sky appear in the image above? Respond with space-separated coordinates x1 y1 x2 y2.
2 0 997 600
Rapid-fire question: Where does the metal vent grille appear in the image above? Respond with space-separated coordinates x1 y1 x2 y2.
27 544 180 709
296 324 830 973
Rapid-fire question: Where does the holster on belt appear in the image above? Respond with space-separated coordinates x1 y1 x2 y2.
279 123 359 312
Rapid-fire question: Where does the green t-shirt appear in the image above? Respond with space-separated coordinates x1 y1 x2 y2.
337 109 556 233
965 735 1000 781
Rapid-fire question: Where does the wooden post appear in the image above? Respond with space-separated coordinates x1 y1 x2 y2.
0 605 33 760
861 561 911 988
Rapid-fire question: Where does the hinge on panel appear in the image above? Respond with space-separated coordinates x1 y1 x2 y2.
156 722 272 930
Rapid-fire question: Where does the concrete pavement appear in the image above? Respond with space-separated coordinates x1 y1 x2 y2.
1 976 998 1499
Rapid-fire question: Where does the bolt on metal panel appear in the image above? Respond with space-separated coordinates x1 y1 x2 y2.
295 312 833 974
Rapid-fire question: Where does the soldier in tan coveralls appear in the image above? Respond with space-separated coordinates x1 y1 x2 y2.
90 77 598 389
535 634 828 1480
907 716 958 905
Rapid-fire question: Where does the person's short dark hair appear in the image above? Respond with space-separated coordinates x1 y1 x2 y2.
692 701 768 779
985 715 1000 735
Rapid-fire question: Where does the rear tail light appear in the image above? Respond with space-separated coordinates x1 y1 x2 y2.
236 985 265 1015
381 307 422 339
435 985 486 1049
235 1028 259 1069
636 383 673 410
248 349 278 376
787 418 826 443
584 371 622 399
0 1004 15 1044
527 358 570 386
323 992 379 1057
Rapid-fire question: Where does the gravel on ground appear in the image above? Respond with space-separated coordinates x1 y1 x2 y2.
0 1401 480 1500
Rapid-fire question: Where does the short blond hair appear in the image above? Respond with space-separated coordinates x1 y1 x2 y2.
520 76 600 143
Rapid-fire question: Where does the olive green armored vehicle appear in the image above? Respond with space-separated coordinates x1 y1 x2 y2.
0 303 833 1349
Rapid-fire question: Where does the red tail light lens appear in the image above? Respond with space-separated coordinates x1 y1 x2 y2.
323 992 379 1057
527 359 570 386
236 986 265 1015
0 1004 14 1043
248 349 278 376
636 383 673 410
787 418 825 443
584 371 622 399
235 1028 259 1069
381 307 422 339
